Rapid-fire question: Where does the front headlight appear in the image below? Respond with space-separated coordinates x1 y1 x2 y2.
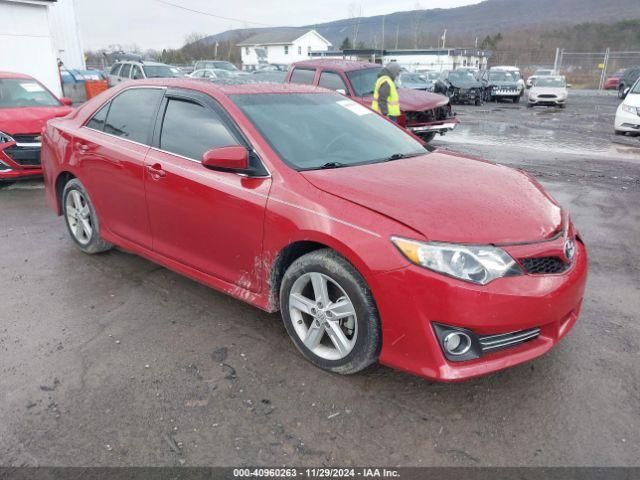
622 104 639 115
0 131 15 144
391 237 522 285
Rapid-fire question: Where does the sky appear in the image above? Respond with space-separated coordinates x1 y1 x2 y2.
77 0 482 51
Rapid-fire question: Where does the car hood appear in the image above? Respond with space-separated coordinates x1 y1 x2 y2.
362 88 449 111
623 92 640 107
300 151 563 244
490 80 518 88
0 106 73 135
448 79 482 89
531 86 567 96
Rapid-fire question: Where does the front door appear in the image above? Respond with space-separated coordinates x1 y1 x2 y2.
144 89 271 291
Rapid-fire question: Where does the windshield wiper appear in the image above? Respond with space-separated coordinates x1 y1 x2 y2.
318 161 349 169
383 152 423 162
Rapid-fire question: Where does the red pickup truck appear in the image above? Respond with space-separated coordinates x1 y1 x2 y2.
285 59 458 142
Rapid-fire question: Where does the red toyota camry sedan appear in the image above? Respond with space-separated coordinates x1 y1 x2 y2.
41 79 587 381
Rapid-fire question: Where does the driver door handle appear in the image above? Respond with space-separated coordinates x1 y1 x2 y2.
147 163 166 179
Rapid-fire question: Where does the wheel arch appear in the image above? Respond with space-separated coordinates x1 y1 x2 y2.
267 234 375 312
55 171 76 215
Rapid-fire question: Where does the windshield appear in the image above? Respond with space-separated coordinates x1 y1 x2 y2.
424 71 439 80
143 65 179 78
0 79 60 108
630 79 640 94
400 73 428 84
535 77 566 87
231 93 425 171
534 69 553 76
449 71 476 82
346 68 382 97
489 71 515 82
213 61 239 72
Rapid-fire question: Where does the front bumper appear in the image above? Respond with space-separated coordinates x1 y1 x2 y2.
615 107 640 133
528 96 566 106
371 237 587 381
0 140 42 180
408 121 458 135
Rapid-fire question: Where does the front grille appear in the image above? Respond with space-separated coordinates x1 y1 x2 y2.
479 327 541 353
3 146 41 167
406 105 451 124
520 256 570 275
12 134 41 144
538 94 557 99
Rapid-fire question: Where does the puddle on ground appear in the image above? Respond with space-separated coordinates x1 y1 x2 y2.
442 121 640 160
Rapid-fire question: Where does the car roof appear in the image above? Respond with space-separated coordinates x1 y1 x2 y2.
291 59 379 71
121 78 327 95
0 71 35 80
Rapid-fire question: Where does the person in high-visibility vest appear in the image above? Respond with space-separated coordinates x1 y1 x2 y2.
372 62 401 122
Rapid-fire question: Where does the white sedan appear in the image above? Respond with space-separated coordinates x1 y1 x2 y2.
527 76 568 108
615 79 640 136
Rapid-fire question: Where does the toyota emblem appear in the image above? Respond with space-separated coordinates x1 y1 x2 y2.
564 239 576 261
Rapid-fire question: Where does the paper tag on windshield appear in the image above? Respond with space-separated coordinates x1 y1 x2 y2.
21 83 45 93
337 99 372 116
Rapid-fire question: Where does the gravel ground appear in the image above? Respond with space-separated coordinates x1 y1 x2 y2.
1 91 639 467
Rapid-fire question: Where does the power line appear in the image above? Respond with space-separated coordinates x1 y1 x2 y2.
153 0 276 27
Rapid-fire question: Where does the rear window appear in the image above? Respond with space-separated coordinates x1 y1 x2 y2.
290 68 316 85
103 88 163 144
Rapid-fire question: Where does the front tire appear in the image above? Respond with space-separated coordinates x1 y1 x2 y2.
418 131 437 143
62 178 113 254
618 85 626 99
0 180 16 189
279 249 381 375
513 95 520 103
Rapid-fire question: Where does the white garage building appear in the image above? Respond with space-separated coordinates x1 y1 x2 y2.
238 29 332 70
0 0 85 97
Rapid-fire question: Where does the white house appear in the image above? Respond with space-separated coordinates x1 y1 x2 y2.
238 29 331 70
0 0 85 97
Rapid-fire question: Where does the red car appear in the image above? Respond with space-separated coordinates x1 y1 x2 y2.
0 72 73 186
41 79 587 382
285 59 458 142
604 69 625 90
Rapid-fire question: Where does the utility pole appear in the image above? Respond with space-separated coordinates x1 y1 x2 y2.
553 47 560 72
441 29 447 49
381 15 385 52
599 47 610 91
395 23 399 49
214 42 218 59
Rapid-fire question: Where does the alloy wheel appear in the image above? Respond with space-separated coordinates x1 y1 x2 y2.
289 272 358 361
65 189 93 245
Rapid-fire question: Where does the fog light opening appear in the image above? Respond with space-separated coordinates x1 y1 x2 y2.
443 331 472 356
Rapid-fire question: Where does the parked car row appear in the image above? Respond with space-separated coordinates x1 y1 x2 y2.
615 76 640 136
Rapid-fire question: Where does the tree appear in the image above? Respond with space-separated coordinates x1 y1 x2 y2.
340 37 353 50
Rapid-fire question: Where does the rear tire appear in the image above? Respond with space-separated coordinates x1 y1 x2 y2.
62 178 113 254
418 131 437 143
0 180 16 189
279 249 381 375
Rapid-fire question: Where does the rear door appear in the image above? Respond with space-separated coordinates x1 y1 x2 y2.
144 88 271 290
77 87 164 248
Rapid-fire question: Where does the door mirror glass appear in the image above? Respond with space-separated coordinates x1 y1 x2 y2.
202 146 248 172
622 87 630 99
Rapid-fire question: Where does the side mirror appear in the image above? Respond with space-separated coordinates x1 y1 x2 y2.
202 146 248 172
336 88 346 95
566 83 572 89
60 97 73 106
622 87 630 99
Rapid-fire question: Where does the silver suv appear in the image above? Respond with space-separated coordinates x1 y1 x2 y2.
107 61 181 87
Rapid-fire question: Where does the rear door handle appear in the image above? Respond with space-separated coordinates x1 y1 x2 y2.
146 163 166 178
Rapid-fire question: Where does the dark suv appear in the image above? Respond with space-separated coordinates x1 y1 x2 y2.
618 67 640 99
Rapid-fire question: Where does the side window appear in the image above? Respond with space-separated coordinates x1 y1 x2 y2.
104 88 163 144
110 64 122 75
160 99 238 161
318 71 347 91
290 68 316 85
120 64 132 78
131 65 143 80
86 102 110 131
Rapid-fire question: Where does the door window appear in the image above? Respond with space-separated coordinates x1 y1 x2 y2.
131 65 144 79
86 103 110 131
103 88 163 144
290 68 316 85
110 64 122 75
318 71 348 91
160 99 239 161
120 64 132 78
